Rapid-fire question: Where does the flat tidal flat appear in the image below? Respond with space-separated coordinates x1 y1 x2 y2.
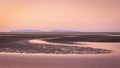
0 33 120 68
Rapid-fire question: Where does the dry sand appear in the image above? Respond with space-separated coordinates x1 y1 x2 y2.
0 42 120 68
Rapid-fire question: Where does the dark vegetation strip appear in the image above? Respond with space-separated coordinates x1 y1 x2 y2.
44 35 120 44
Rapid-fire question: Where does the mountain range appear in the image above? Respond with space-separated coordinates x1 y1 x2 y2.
10 29 79 32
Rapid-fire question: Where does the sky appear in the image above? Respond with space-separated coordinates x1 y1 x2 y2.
0 0 120 32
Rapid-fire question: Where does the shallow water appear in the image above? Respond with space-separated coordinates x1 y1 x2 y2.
29 39 120 56
0 39 120 68
75 42 120 56
29 39 68 45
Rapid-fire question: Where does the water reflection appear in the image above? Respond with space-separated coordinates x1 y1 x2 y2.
76 42 120 55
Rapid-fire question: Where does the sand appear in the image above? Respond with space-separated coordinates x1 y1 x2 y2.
0 34 120 68
0 42 120 68
0 53 120 68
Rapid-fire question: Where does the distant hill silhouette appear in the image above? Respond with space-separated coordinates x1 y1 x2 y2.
10 29 45 32
50 30 79 32
9 29 80 33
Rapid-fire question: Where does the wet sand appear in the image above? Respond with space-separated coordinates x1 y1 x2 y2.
0 34 120 68
0 42 120 68
0 52 120 68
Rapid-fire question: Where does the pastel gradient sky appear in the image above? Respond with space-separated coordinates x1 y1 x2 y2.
0 0 120 32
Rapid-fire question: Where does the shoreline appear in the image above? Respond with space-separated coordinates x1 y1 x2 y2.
0 52 112 56
0 34 120 68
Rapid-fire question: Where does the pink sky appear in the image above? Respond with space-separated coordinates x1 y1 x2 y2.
0 0 120 32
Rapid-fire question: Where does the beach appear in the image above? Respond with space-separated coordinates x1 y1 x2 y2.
0 34 120 68
0 0 120 67
0 42 120 68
